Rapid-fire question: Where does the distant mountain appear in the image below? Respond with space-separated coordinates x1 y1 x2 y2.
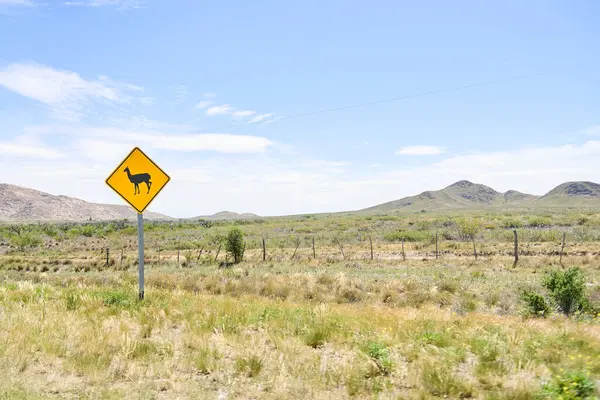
193 211 262 221
360 180 539 213
535 181 600 206
0 184 170 222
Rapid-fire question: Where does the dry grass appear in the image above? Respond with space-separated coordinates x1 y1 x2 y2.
0 257 599 399
1 212 600 398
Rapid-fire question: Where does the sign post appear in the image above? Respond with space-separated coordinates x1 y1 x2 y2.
137 212 145 299
105 147 170 300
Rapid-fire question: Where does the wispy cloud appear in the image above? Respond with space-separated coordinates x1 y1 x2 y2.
0 0 35 5
583 126 600 136
206 104 233 116
30 124 274 154
169 84 188 104
0 63 142 121
64 0 144 9
0 136 62 159
232 110 255 119
395 145 446 155
195 100 212 109
248 113 273 124
196 93 274 123
139 97 155 106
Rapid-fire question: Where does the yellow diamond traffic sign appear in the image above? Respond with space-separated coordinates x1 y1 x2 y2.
105 147 170 214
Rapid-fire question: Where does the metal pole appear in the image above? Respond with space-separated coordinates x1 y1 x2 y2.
137 212 145 300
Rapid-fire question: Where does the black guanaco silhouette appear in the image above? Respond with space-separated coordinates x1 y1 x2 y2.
124 167 152 195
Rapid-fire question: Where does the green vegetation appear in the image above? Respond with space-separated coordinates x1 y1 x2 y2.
0 209 599 398
225 226 245 264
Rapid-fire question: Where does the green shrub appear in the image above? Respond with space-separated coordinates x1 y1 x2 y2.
455 218 481 240
225 227 245 264
542 268 588 316
539 370 596 399
365 342 393 376
527 216 551 228
520 290 550 317
9 232 42 252
383 230 433 243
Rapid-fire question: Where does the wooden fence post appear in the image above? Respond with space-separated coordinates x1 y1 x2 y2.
335 238 345 260
290 238 300 260
369 235 373 260
401 239 406 261
105 247 109 267
214 245 221 263
560 232 566 267
513 230 519 267
262 238 266 261
312 237 316 259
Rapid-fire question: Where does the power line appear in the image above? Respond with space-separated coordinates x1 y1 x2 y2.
192 71 543 134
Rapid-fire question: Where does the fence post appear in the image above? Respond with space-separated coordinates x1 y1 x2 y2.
290 239 300 260
214 245 221 263
402 239 406 261
369 235 373 260
560 232 566 267
120 248 124 268
513 230 519 267
312 237 316 259
435 232 439 260
335 238 345 260
262 238 266 261
105 247 109 267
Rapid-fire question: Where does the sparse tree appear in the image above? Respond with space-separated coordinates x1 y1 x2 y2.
225 227 245 264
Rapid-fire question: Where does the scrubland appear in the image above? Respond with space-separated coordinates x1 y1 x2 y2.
0 210 599 399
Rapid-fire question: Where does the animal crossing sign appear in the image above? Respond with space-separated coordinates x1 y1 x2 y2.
105 147 170 214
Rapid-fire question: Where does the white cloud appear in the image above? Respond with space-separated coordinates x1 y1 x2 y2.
3 139 600 218
206 104 233 116
0 142 61 159
248 113 273 124
0 63 141 121
64 0 143 8
584 126 600 136
0 135 62 159
396 145 445 155
139 97 155 106
195 100 212 109
232 110 256 119
0 0 34 5
30 124 274 154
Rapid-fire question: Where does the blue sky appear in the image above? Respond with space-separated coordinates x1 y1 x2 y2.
0 0 599 217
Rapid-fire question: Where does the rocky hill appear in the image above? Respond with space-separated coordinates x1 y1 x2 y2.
361 180 539 213
535 181 600 206
192 211 262 221
0 184 170 222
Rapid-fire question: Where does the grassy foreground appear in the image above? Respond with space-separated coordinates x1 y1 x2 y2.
0 257 599 399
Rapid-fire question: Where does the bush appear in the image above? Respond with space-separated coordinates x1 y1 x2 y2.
520 290 550 317
225 227 245 264
455 218 481 240
383 230 433 243
9 232 42 252
539 370 597 399
542 267 589 316
365 342 393 376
